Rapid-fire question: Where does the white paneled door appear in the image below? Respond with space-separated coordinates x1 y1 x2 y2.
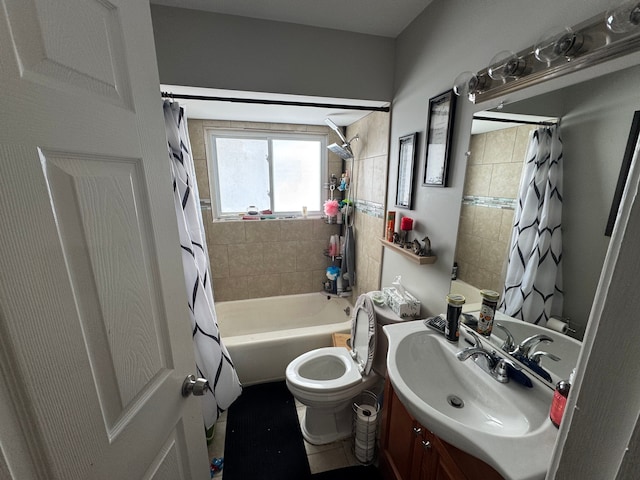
0 1 209 479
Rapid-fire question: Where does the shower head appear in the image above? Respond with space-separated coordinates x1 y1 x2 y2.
325 118 359 159
328 142 354 159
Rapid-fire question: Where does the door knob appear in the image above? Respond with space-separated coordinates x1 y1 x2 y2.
182 374 209 397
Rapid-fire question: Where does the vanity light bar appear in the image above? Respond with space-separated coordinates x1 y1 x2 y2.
465 6 640 104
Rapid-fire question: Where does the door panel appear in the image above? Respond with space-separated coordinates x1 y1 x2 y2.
0 1 208 479
4 0 133 107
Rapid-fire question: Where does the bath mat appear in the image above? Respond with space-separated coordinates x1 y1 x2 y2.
223 381 311 480
311 465 383 480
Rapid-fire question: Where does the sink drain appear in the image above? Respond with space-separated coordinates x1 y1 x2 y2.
447 395 464 409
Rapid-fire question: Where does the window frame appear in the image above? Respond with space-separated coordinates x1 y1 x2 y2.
205 128 328 219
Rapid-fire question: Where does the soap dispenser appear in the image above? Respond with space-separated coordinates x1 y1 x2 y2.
550 368 575 428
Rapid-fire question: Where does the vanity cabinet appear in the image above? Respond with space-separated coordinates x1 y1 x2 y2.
380 379 503 480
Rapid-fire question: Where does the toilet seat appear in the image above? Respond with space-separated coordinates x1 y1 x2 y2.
286 347 362 393
285 295 377 393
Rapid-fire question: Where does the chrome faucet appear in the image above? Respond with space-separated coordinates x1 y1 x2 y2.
495 323 516 353
528 350 561 365
512 333 554 358
494 323 554 359
457 331 522 384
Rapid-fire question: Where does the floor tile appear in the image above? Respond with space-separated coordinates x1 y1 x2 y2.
307 445 350 474
304 438 344 455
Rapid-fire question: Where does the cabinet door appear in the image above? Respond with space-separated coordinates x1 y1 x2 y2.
426 433 468 480
380 379 417 480
380 378 503 480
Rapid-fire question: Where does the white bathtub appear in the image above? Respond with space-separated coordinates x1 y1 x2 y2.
216 293 352 386
450 279 484 311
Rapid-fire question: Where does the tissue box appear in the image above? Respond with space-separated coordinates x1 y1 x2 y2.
383 287 421 319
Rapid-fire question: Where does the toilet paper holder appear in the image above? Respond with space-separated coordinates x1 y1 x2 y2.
352 390 379 465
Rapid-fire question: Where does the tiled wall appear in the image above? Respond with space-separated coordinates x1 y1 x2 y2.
455 125 535 293
188 119 345 301
346 112 391 299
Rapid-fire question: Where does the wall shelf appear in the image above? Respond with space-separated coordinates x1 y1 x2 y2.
379 238 437 265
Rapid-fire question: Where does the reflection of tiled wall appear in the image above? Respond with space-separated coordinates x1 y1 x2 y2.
455 125 535 293
188 119 344 301
346 112 391 299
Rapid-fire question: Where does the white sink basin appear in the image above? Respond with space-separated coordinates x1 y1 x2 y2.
385 320 559 480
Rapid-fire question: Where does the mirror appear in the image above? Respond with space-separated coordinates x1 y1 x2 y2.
451 63 640 383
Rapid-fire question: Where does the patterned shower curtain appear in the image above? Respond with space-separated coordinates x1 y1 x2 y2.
163 100 242 429
500 126 564 326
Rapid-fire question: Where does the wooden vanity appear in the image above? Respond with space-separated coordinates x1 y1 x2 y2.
379 378 504 480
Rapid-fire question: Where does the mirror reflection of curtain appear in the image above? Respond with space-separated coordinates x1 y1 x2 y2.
163 100 242 429
500 126 563 325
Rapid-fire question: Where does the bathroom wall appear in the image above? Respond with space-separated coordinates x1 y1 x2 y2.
455 125 535 293
187 119 344 301
345 111 391 299
150 5 395 102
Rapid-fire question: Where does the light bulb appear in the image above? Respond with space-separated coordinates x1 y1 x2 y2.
606 0 640 33
452 71 487 101
488 51 526 80
534 27 583 63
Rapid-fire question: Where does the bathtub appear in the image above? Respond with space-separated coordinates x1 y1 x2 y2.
450 279 484 311
216 293 352 386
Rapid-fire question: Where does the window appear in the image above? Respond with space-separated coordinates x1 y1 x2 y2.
208 130 327 218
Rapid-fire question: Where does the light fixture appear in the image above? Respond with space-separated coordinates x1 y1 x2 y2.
451 4 640 104
534 27 584 63
487 51 527 80
452 71 488 101
605 0 640 33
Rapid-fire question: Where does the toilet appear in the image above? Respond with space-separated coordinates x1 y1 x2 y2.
285 292 402 445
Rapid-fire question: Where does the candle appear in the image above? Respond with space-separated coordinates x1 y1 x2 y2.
400 217 413 231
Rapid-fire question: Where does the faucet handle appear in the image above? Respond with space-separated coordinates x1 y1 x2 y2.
528 351 561 364
517 334 553 357
494 323 515 353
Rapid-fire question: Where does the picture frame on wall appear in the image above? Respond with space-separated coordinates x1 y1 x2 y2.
395 133 418 209
423 89 456 187
605 110 640 236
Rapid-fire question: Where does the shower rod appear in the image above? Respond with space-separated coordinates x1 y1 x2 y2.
161 92 390 112
473 115 558 126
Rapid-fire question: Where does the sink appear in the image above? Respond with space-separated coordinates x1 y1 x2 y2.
385 320 559 480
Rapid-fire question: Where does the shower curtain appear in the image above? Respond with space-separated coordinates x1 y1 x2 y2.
500 126 564 326
163 100 241 429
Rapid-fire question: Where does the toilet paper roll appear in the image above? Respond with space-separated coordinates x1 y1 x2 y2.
547 317 569 334
356 405 378 424
355 428 376 444
355 422 376 435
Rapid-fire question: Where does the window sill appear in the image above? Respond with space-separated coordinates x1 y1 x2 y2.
212 215 326 222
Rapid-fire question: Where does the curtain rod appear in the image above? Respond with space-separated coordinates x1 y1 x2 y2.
473 115 557 127
161 92 390 112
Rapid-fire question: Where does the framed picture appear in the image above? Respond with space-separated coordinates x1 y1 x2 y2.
396 133 418 209
605 110 640 236
423 89 456 187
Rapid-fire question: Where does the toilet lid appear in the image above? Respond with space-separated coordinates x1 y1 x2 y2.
350 294 376 375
